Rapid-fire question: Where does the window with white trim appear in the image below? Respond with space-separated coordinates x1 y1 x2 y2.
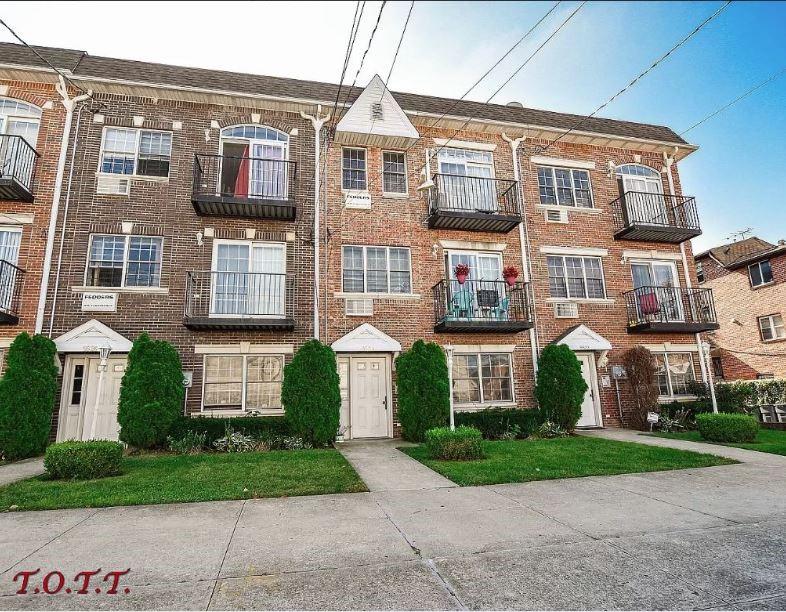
342 148 367 190
653 352 696 396
696 261 705 283
759 314 785 342
537 166 593 208
382 151 407 194
546 255 605 299
100 127 172 177
86 234 163 288
452 352 514 405
203 354 284 413
342 245 411 294
748 260 773 287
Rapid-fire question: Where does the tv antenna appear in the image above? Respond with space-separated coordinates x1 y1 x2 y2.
725 228 753 242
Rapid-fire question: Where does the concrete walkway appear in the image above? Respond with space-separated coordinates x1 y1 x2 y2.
0 458 44 487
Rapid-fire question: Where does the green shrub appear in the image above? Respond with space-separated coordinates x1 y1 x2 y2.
212 425 257 453
0 333 59 461
455 408 542 439
44 441 123 480
167 430 207 455
168 416 290 447
534 344 587 432
118 333 185 449
425 426 484 461
534 420 569 439
396 340 449 441
622 346 660 430
696 413 759 443
282 340 340 446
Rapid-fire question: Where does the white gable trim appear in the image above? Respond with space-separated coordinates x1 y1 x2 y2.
432 138 497 152
540 246 608 257
529 156 595 170
332 323 402 353
54 319 133 353
555 324 612 352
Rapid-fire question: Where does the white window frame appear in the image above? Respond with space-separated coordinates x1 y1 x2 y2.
654 352 697 398
0 97 42 147
546 255 607 300
98 127 173 178
758 314 785 342
342 147 368 192
381 150 408 195
748 260 773 288
341 245 412 294
452 351 516 408
201 353 285 415
536 165 594 208
84 234 164 289
436 147 495 177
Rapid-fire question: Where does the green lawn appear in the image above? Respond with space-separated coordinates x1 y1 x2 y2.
652 428 786 456
401 436 736 487
0 449 367 512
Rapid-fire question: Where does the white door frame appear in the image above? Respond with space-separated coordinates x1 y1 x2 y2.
339 352 393 439
576 352 603 428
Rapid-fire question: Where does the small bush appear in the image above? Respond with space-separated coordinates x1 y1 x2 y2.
425 426 484 461
44 441 123 480
455 408 543 439
264 434 311 450
168 416 289 447
167 431 207 455
696 413 759 443
396 340 450 442
534 344 587 432
212 425 256 453
533 420 569 439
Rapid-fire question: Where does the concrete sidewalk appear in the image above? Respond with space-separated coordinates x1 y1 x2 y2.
0 458 44 487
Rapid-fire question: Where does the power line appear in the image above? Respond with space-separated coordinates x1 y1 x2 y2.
680 65 786 136
329 0 365 126
714 345 786 358
535 0 732 155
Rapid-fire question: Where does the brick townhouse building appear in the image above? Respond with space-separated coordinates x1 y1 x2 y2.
695 236 786 380
0 42 720 441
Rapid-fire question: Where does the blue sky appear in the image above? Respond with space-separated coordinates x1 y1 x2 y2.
2 1 784 251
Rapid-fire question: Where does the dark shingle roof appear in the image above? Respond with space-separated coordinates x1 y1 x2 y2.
696 237 786 268
0 42 688 145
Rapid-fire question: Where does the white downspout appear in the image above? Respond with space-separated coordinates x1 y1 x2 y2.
300 105 330 341
35 76 91 335
502 132 539 377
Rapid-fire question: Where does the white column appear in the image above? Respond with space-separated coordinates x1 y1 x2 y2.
445 344 455 430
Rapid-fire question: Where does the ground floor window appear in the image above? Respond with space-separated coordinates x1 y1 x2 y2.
653 352 696 397
452 352 513 405
202 354 284 413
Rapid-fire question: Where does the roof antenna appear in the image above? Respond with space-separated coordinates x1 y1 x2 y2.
725 228 753 242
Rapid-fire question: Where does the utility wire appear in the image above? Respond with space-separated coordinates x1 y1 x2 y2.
713 345 786 358
329 0 365 127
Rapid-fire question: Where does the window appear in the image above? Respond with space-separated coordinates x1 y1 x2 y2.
70 363 85 405
382 151 407 194
86 234 163 288
203 354 284 413
759 314 785 342
342 245 411 294
654 352 696 396
100 128 172 177
0 97 42 148
437 147 496 211
748 260 773 287
546 255 605 299
711 356 724 379
219 125 289 199
342 148 367 191
537 166 593 208
696 261 705 283
452 352 513 405
212 241 286 316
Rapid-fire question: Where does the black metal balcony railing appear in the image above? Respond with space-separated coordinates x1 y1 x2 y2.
0 135 39 203
192 154 297 220
624 286 719 333
184 271 295 330
427 174 522 233
433 279 533 333
0 260 24 324
610 191 701 243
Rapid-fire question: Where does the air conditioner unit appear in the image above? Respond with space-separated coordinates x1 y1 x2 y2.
345 298 373 316
553 302 579 318
544 208 568 224
97 175 131 196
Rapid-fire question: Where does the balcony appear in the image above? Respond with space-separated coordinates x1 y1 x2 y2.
433 279 533 333
184 271 295 330
624 286 719 333
0 135 39 203
0 260 24 325
610 191 701 243
192 154 297 219
426 174 521 233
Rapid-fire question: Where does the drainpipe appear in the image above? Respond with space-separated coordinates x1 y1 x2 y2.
300 105 330 341
502 133 539 377
35 76 91 335
664 150 718 413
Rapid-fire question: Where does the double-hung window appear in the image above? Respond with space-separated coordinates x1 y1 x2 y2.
654 352 696 397
101 128 172 178
382 151 407 194
537 166 593 208
342 148 367 191
203 354 284 413
546 255 605 299
437 147 496 212
748 260 773 287
759 314 785 341
86 234 163 288
452 352 514 405
342 245 411 294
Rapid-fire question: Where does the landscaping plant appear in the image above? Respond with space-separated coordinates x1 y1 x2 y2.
622 346 660 430
0 333 59 461
425 426 484 461
44 441 123 480
696 413 759 443
535 420 569 439
282 339 341 446
534 344 587 432
212 425 256 453
455 407 542 439
168 415 290 447
396 340 450 441
117 333 185 450
167 431 207 455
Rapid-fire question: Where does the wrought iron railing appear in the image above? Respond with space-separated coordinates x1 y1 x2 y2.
433 279 532 326
185 271 294 321
427 174 520 217
0 135 39 195
624 285 717 328
0 259 24 319
610 191 700 232
192 154 297 202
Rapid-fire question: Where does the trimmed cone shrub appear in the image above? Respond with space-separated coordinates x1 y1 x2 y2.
44 440 123 480
696 413 759 443
396 340 450 442
425 426 484 461
0 333 58 461
282 340 340 446
622 346 660 430
117 333 184 449
534 344 587 432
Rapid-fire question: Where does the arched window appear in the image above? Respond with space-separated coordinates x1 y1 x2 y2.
219 125 290 199
615 163 660 179
616 164 667 224
0 97 42 148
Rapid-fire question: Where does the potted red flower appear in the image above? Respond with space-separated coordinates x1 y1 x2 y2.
503 265 519 287
454 263 470 285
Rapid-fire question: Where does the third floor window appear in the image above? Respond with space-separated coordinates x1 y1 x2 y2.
748 260 773 287
537 166 593 208
342 148 367 191
342 245 411 294
101 128 172 178
546 255 605 299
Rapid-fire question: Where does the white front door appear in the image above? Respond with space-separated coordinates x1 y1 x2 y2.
80 357 126 441
576 353 601 428
348 356 389 438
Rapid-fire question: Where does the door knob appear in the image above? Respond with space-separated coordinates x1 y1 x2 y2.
383 396 388 411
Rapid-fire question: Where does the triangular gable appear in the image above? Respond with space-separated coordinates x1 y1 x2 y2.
553 324 612 352
54 319 134 353
335 75 419 148
331 323 402 353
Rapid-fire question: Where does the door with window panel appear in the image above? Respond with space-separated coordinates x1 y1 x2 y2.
631 261 682 322
447 251 503 318
437 148 496 212
250 142 287 199
0 229 20 313
212 243 286 317
0 99 41 187
617 165 667 224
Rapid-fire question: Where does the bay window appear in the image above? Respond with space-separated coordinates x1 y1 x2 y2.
203 354 284 413
546 255 605 299
452 352 514 405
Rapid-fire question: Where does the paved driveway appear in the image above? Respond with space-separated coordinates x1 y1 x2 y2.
1 433 785 610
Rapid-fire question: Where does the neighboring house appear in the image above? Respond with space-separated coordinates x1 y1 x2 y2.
0 42 720 441
695 237 786 380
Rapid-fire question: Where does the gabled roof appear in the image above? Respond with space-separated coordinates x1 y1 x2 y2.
53 319 133 353
695 236 786 269
331 323 402 353
553 324 612 352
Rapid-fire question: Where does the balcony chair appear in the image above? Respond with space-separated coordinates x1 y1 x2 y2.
446 288 475 320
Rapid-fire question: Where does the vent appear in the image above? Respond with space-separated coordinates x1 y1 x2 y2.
554 302 579 318
97 175 130 196
370 102 384 121
544 208 568 224
345 298 373 316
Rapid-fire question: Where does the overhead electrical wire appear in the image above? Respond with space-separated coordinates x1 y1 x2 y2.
329 0 366 127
